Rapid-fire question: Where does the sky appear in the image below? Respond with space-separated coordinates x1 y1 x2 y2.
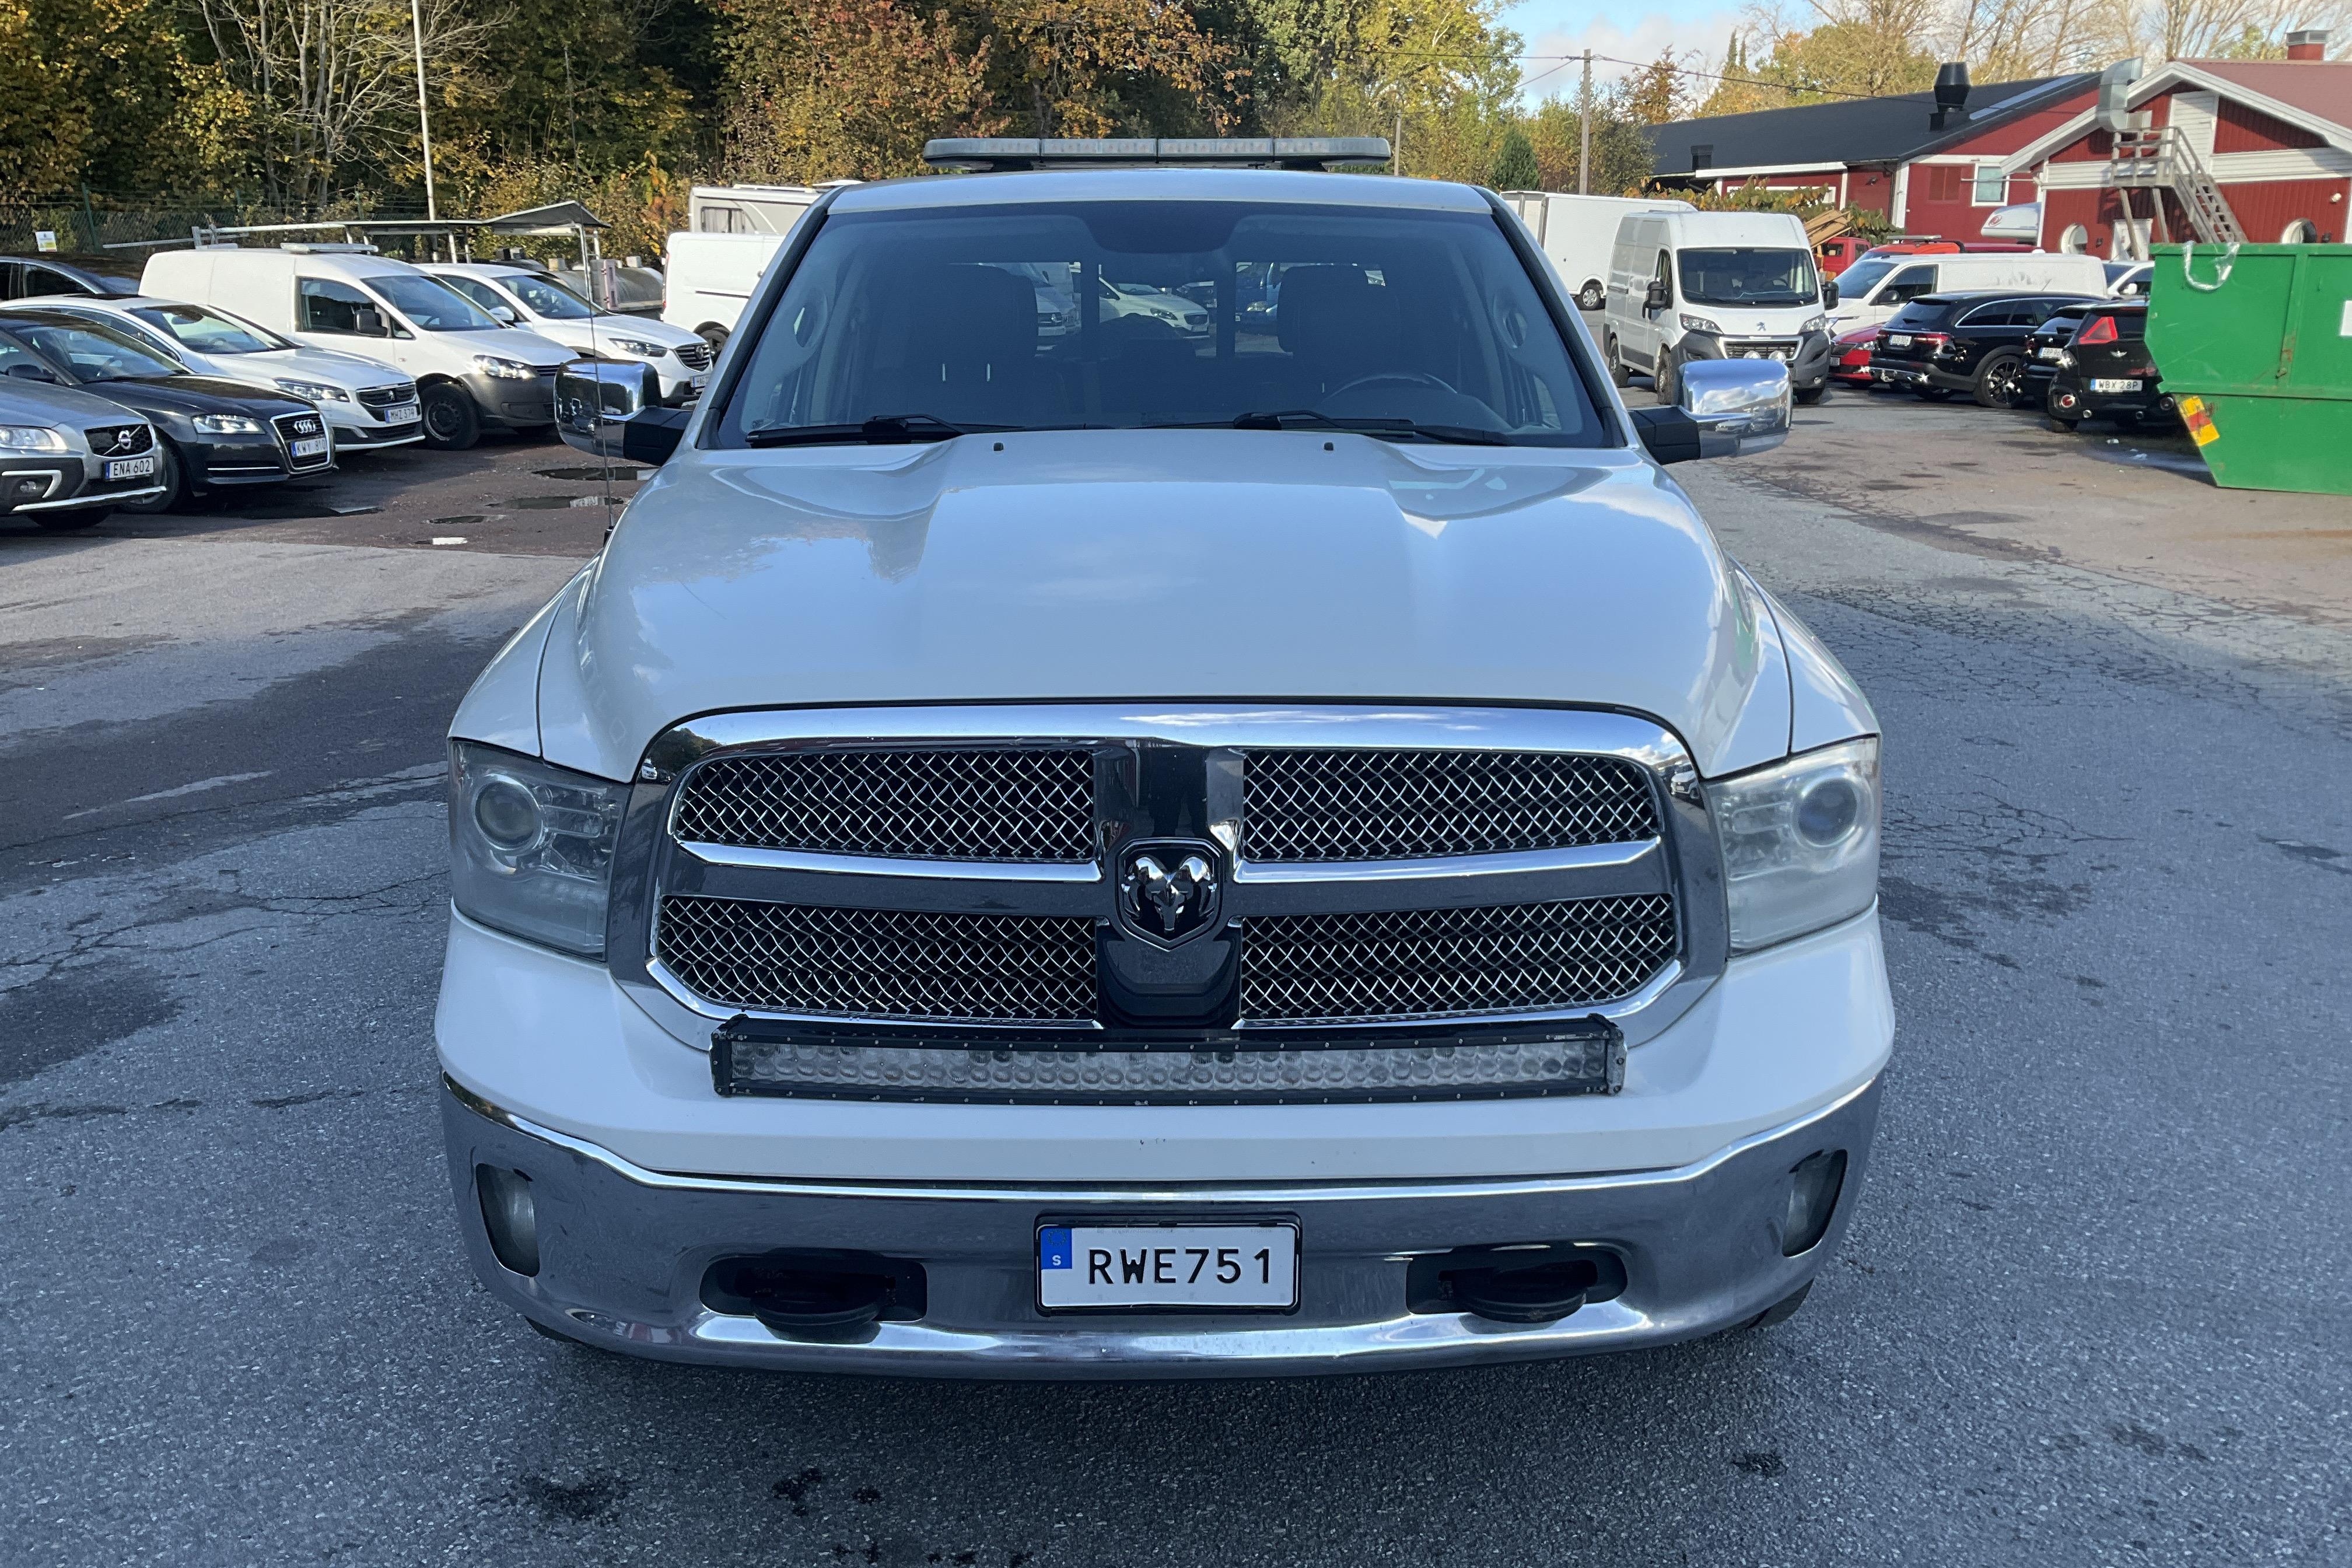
1497 0 1745 106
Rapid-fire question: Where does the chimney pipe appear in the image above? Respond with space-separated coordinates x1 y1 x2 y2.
1931 62 1971 129
2286 29 2328 60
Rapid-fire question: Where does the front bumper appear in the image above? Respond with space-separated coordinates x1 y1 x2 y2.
1680 330 1832 390
463 369 558 429
442 1072 1882 1377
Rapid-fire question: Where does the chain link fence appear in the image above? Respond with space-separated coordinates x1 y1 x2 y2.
1 192 432 260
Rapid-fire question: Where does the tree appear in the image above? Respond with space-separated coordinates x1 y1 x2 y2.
719 0 997 181
1489 126 1537 188
1615 48 1687 125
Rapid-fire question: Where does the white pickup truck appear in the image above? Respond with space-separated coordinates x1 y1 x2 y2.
438 139 1891 1377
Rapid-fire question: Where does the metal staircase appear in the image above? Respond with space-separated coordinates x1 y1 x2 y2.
2109 127 2246 246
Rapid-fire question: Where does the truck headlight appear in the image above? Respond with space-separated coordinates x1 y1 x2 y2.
449 741 628 956
1679 313 1722 335
0 425 69 452
1707 737 1881 952
1800 315 1826 335
472 355 537 380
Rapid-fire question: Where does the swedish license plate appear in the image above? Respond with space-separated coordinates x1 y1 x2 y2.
1887 333 1912 347
2090 377 2139 393
104 455 156 481
691 373 708 390
2037 346 2063 360
1038 1223 1298 1311
290 436 330 459
383 401 420 424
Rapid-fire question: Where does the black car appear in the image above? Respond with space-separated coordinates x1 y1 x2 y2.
0 309 334 509
0 254 142 302
1866 290 2101 407
2024 302 2171 430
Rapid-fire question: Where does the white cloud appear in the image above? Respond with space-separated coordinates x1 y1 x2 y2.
1502 4 1746 105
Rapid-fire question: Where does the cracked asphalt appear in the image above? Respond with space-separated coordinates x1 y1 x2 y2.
3 402 2348 1567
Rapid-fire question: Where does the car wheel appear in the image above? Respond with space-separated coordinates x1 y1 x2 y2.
1605 336 1631 388
696 324 729 354
422 385 481 451
1654 353 1679 407
1794 384 1828 406
1972 350 2025 409
30 507 108 531
1576 281 1605 312
118 441 184 514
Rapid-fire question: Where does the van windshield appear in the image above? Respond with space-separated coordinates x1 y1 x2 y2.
1676 248 1818 308
365 274 502 332
1834 257 1898 299
713 200 1606 448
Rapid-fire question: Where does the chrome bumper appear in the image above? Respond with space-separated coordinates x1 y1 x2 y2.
442 1073 1881 1378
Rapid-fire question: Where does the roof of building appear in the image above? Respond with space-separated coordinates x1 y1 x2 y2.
1649 74 2095 177
2191 59 2352 130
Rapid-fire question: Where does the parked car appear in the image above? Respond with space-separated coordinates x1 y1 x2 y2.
0 254 142 302
141 247 571 450
661 230 787 346
1604 208 1834 404
1824 251 2107 335
2104 261 2152 299
1815 235 1871 277
440 141 1889 1377
1497 191 1695 309
8 296 422 450
2034 302 2171 430
0 309 332 510
1830 324 1882 388
1865 290 2098 407
423 262 712 404
0 374 164 528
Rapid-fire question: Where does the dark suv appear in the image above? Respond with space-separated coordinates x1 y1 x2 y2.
2025 303 2169 430
1867 290 2099 408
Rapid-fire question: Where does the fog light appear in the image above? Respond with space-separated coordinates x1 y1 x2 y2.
9 477 45 503
476 1164 540 1275
1781 1148 1847 1256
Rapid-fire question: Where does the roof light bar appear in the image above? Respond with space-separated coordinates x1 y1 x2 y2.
922 137 1393 172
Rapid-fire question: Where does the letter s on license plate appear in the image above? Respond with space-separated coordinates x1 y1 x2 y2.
104 455 156 481
1038 1223 1298 1310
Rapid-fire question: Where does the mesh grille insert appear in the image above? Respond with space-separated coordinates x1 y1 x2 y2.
656 895 1098 1023
674 748 1096 862
1242 749 1659 862
1240 895 1677 1024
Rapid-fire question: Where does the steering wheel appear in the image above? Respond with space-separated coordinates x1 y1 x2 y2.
1324 370 1460 399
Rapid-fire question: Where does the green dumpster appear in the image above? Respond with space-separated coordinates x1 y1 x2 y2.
2146 241 2352 496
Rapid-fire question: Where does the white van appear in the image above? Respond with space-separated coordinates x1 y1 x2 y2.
1824 250 2108 334
1604 210 1833 405
141 246 573 449
660 231 789 345
1499 191 1695 311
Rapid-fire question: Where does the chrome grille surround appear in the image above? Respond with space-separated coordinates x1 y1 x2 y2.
609 705 1728 1098
675 340 716 371
1243 748 1658 861
271 411 333 471
674 747 1095 862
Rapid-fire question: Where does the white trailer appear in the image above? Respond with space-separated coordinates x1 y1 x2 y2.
1499 191 1697 311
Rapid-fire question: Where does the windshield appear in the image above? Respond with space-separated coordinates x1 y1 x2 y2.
1676 248 1818 308
364 273 501 332
716 201 1604 447
9 320 180 380
508 272 598 319
1835 257 1899 299
131 303 285 355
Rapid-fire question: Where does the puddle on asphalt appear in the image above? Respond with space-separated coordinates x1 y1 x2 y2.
2078 442 2212 481
428 515 490 527
506 494 624 509
535 466 653 482
219 499 384 520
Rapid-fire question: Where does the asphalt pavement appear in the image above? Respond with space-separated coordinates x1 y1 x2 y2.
2 401 2347 1567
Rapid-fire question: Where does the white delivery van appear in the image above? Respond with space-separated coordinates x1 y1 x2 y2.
141 246 574 449
1604 210 1834 404
687 183 824 236
1823 250 2108 334
1499 191 1695 310
424 262 714 404
661 231 789 345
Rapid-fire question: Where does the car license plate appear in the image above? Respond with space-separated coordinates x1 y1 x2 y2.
2037 346 2063 360
104 455 156 481
1887 333 1912 348
691 373 709 390
383 401 420 424
2090 377 2140 393
290 436 329 458
1038 1223 1298 1310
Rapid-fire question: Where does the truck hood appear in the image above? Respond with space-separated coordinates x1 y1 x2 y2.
535 429 1794 780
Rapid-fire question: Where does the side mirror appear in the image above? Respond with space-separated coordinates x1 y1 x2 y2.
491 305 517 324
5 361 61 383
556 359 685 465
352 307 388 337
1643 280 1669 312
1822 279 1840 310
1629 359 1791 465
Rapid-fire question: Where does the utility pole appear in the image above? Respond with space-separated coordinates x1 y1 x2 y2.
411 0 438 221
1578 51 1593 195
1393 109 1405 177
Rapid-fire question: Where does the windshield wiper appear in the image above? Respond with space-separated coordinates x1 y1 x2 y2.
1154 410 1511 446
743 413 987 447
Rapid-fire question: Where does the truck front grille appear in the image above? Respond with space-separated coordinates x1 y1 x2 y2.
655 895 1098 1023
1239 895 1678 1024
1242 749 1657 862
674 748 1096 862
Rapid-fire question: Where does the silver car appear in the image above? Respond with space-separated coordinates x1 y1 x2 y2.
0 373 164 529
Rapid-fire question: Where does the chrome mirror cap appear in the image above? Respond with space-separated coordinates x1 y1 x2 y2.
1677 359 1791 459
556 360 658 459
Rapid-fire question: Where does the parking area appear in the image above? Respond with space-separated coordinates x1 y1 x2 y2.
5 376 2348 1566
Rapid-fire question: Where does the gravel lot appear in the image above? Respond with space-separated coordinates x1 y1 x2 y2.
3 397 2347 1567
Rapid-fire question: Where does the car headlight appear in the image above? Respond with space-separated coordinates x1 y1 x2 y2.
192 413 264 435
607 337 664 358
472 355 537 380
449 741 628 956
0 425 69 452
274 378 350 402
1707 737 1881 953
1679 313 1722 334
1800 315 1826 335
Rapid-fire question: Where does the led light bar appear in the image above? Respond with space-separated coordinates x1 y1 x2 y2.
713 1017 1623 1104
921 137 1394 173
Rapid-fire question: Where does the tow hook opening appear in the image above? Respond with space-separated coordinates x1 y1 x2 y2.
1406 1243 1628 1325
700 1251 929 1343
